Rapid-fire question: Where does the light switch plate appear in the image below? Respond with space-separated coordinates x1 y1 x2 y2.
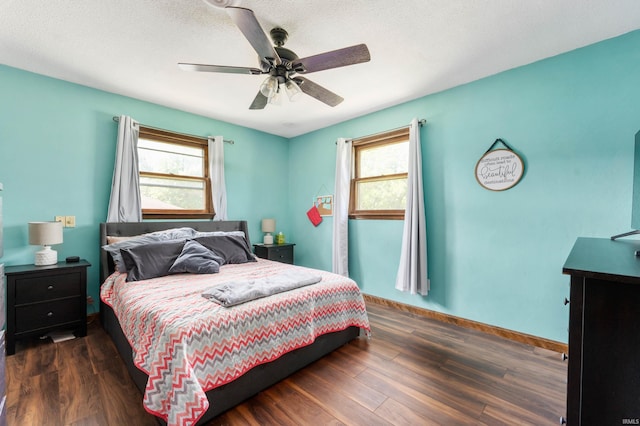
65 216 76 228
55 216 65 225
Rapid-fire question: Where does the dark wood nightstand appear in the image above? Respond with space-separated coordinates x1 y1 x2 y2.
4 260 90 355
253 243 295 264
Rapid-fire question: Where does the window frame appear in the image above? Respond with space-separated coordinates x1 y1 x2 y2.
138 126 214 220
349 127 409 220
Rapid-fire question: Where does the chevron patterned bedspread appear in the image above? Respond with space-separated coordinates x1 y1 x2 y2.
100 258 370 426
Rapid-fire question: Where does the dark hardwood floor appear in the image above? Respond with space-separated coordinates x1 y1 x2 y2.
5 301 567 425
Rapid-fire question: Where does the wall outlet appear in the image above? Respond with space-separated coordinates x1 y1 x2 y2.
65 215 76 228
55 216 65 225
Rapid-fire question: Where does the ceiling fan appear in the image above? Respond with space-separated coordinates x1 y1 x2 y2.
178 6 371 109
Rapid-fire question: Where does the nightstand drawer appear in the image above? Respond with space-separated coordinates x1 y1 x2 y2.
15 298 82 333
267 246 293 263
14 273 82 304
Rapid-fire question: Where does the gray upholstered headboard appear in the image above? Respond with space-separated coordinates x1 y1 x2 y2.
99 220 251 283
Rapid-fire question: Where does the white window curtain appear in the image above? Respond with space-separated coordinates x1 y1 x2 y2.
106 115 142 222
395 118 429 295
332 137 352 276
208 136 228 221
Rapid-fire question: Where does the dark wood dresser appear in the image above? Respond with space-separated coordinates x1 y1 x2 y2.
0 262 5 426
5 260 90 355
562 237 640 425
0 183 5 425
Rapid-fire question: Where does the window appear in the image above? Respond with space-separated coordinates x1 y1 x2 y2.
138 127 213 219
350 127 409 220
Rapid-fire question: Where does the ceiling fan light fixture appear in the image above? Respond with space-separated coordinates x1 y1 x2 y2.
259 76 278 99
202 0 240 8
183 7 371 110
284 79 302 101
268 88 283 106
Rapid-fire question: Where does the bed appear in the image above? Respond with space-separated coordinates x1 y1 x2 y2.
99 220 369 425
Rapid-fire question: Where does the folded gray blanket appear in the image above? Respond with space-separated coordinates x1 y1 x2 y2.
202 270 322 307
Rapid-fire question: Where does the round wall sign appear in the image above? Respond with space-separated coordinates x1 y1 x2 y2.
475 148 524 191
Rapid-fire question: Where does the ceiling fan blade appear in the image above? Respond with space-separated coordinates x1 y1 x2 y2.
294 77 344 107
225 7 281 65
249 91 269 109
293 44 370 74
178 63 263 75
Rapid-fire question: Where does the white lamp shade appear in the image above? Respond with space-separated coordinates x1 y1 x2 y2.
29 221 63 266
262 218 275 244
29 221 63 246
261 218 276 233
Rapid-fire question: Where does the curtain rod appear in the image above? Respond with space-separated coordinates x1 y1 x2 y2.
112 116 234 144
339 119 426 144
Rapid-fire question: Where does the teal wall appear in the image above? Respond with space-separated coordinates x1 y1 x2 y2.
1 30 639 343
0 66 291 305
288 30 640 343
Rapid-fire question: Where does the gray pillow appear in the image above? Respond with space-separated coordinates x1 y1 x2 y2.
103 227 196 272
194 235 257 265
120 239 186 282
169 240 224 275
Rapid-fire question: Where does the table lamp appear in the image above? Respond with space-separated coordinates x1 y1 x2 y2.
262 218 275 244
29 221 63 266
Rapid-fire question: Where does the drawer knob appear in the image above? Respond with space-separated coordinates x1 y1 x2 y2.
47 312 53 317
561 353 568 361
48 285 54 290
563 297 569 305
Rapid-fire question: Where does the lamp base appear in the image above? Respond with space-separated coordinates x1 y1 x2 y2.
263 234 273 245
35 246 58 266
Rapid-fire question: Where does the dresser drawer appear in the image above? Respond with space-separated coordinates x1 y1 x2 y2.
15 298 82 333
14 273 82 304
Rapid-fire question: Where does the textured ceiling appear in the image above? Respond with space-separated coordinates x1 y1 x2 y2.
2 0 640 137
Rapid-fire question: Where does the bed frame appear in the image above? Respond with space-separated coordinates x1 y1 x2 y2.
99 221 360 424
